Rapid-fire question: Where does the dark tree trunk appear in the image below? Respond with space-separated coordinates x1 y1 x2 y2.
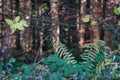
15 0 21 50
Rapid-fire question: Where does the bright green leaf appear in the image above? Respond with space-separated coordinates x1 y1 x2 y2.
5 19 13 25
16 23 24 31
114 7 120 15
91 21 97 25
17 26 24 31
20 20 27 27
15 16 20 22
82 15 90 23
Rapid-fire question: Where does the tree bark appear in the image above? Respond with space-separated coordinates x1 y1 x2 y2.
78 0 86 46
50 0 59 52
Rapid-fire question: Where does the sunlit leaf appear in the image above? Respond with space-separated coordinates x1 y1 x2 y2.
5 19 13 25
65 28 69 32
91 21 97 25
114 7 120 15
20 20 27 27
82 15 90 23
15 16 20 22
5 16 27 34
17 26 24 31
16 23 24 31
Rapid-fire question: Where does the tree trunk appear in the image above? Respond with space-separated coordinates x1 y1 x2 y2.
50 0 59 52
78 0 87 46
90 0 103 41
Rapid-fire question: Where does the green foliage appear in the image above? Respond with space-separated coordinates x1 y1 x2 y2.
53 40 77 64
80 40 120 79
8 57 16 66
0 40 120 80
113 44 120 55
80 40 106 77
118 21 120 26
0 61 4 71
114 7 120 15
64 28 69 32
5 16 27 34
32 11 39 17
41 3 49 10
82 15 90 23
42 54 83 79
107 26 116 32
91 21 97 25
112 40 119 47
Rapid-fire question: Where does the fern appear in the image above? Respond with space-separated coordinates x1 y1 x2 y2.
53 39 77 64
80 40 106 74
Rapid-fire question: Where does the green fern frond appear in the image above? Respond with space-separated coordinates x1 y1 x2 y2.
53 40 77 64
81 40 106 73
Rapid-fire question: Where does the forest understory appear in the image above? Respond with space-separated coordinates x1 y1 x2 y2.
0 0 120 80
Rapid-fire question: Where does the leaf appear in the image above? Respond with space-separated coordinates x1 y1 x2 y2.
114 7 120 15
56 59 64 66
51 72 62 80
118 21 120 26
42 54 59 64
112 40 119 46
63 69 70 77
41 3 49 10
47 54 59 62
9 57 16 63
91 21 97 25
95 53 105 62
0 61 4 71
15 16 20 22
17 26 24 31
16 23 24 31
64 28 69 32
82 15 90 23
5 19 13 25
50 63 57 72
107 27 115 32
20 20 27 27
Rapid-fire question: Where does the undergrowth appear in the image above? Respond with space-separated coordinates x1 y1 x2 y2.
0 40 120 80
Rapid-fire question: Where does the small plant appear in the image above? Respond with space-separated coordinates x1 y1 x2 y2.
82 15 90 23
114 7 120 15
5 16 27 34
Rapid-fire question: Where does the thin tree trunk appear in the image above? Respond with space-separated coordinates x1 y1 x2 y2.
15 0 21 50
78 0 86 46
50 0 59 52
0 0 4 48
90 0 103 41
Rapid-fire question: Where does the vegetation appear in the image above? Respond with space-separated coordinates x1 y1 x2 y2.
0 0 120 80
